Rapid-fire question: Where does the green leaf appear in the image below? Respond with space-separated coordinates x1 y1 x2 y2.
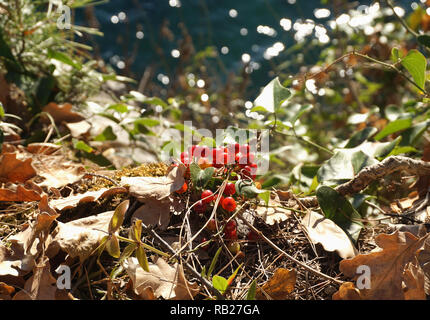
109 200 129 233
235 180 266 199
134 118 160 133
283 104 313 127
374 118 412 141
136 246 149 272
418 34 430 49
374 136 401 158
246 280 257 300
399 120 430 146
390 47 404 63
74 140 93 153
94 126 117 141
131 219 142 242
400 49 427 92
119 243 137 264
261 174 288 189
316 186 363 242
212 275 228 294
48 49 82 70
345 127 378 148
0 28 21 72
105 235 121 258
351 151 377 174
258 190 271 205
199 137 217 148
107 104 129 113
189 163 215 189
0 102 4 119
254 77 291 113
207 247 222 278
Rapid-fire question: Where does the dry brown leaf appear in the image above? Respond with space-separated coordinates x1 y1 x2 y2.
332 282 361 300
255 195 291 225
390 194 420 214
48 187 127 211
26 143 61 155
42 102 84 124
0 153 37 183
121 164 186 201
301 211 358 259
13 259 73 300
0 184 42 202
48 210 114 260
65 120 91 138
418 238 430 295
0 282 15 300
336 231 428 300
403 262 426 299
37 163 85 189
124 256 199 300
256 268 296 300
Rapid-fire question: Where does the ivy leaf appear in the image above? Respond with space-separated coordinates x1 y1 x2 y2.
283 104 313 128
345 127 378 148
253 77 291 113
94 126 117 142
316 186 363 243
235 180 267 199
190 163 215 189
374 118 412 141
400 49 427 92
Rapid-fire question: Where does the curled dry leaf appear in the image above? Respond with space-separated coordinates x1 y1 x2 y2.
0 153 37 184
26 143 61 155
0 184 42 202
65 120 91 138
121 163 186 201
13 259 74 300
417 238 430 295
42 102 84 124
254 195 291 225
334 231 428 300
48 210 115 261
124 256 199 300
131 196 185 230
48 187 127 211
301 211 358 259
37 162 85 189
256 268 297 300
0 282 15 300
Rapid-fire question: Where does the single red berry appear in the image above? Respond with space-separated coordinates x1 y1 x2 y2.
201 189 214 204
176 182 188 194
225 229 238 240
222 197 237 212
180 151 190 164
193 200 207 213
207 219 217 232
224 182 236 196
225 220 237 232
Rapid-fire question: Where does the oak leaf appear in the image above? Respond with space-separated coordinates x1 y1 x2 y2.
0 184 42 202
42 102 84 124
0 153 36 183
256 268 296 300
255 195 291 225
335 231 428 300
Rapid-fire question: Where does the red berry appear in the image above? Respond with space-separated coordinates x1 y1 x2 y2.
176 182 188 194
200 237 209 250
201 189 214 204
224 182 236 196
193 200 207 213
247 230 259 241
212 147 224 167
222 197 237 212
207 219 217 232
225 229 238 240
180 151 190 164
233 143 240 153
225 220 237 232
214 194 225 204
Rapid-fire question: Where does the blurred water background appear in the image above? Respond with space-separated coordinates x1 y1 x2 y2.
76 0 414 99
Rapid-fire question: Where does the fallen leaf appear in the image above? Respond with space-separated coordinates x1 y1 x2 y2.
48 187 127 211
131 196 185 230
301 211 358 259
403 262 426 300
0 153 37 183
332 282 361 300
124 256 199 300
0 184 42 202
48 210 115 260
336 231 428 299
26 143 61 155
121 164 186 201
0 282 15 300
42 102 84 124
13 259 73 300
37 163 85 189
65 120 91 138
256 268 296 300
254 195 291 225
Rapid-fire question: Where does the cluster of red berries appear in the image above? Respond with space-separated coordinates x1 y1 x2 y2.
180 143 258 180
175 143 261 253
